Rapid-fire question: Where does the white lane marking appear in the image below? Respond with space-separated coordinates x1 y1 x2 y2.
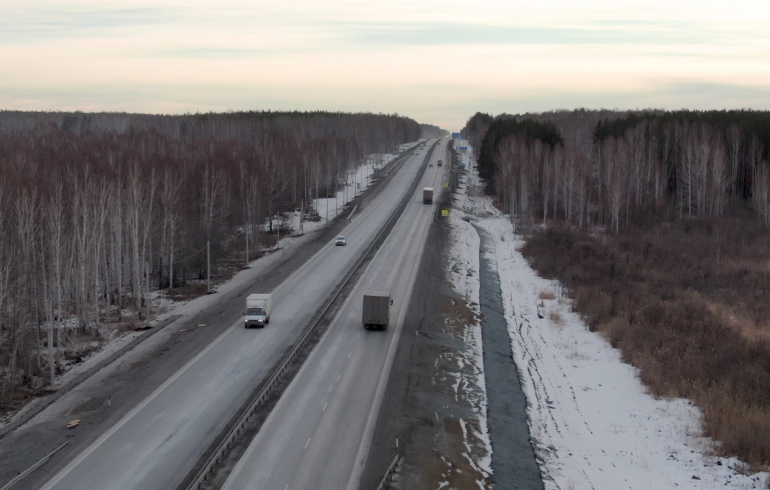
347 196 433 490
42 314 244 489
322 402 328 412
305 438 312 450
347 351 352 359
337 374 342 383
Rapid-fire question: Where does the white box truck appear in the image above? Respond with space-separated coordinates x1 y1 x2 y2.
362 289 391 330
245 293 272 328
423 187 434 204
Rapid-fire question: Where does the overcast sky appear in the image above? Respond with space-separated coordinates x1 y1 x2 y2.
2 0 769 132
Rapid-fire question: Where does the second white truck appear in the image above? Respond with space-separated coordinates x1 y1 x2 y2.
245 293 272 328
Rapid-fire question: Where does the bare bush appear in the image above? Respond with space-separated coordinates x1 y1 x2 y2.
522 219 770 469
539 290 556 300
548 311 563 325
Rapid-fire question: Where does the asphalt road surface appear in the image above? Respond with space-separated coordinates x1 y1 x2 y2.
0 143 434 490
222 141 448 490
39 149 433 490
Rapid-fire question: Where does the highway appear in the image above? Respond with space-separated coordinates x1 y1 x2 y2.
40 141 444 490
222 142 448 489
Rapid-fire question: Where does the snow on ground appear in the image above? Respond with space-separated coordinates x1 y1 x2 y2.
448 142 769 489
445 211 493 484
1 149 404 430
297 152 396 234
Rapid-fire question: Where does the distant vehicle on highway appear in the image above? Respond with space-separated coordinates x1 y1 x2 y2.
245 293 272 328
362 289 391 330
335 236 347 246
423 187 434 204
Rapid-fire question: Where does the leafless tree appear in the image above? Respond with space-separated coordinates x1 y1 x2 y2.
753 163 770 226
126 161 157 317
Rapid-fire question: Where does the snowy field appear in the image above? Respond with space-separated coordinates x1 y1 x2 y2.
450 143 769 489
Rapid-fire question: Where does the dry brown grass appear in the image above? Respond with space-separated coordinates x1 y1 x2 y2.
548 311 563 325
165 281 208 302
539 290 556 300
522 219 770 470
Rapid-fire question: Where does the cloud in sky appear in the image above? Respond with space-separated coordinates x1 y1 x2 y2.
1 0 769 131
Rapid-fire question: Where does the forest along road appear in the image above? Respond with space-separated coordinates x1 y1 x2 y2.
222 141 448 490
2 145 432 490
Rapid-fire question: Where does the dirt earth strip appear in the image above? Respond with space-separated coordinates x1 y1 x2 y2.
361 197 493 489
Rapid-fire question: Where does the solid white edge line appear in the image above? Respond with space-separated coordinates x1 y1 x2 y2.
345 166 435 490
42 315 242 489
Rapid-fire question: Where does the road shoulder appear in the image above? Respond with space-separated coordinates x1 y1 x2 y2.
361 195 492 489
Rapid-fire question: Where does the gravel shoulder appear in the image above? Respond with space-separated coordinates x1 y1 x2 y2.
361 188 494 489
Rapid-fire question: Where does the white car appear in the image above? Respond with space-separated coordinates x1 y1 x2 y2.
335 236 347 246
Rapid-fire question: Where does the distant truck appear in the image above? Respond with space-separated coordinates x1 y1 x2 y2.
437 160 443 167
245 293 272 328
423 187 434 204
362 289 391 330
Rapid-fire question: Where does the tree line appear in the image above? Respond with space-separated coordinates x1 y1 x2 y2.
0 110 421 408
465 109 770 468
463 109 770 232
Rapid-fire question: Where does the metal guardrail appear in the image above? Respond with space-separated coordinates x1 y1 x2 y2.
0 442 70 490
376 455 401 490
184 144 435 489
0 315 181 442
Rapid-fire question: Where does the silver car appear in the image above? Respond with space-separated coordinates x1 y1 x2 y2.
335 236 347 246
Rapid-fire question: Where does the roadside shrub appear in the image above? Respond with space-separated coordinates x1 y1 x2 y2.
522 218 770 469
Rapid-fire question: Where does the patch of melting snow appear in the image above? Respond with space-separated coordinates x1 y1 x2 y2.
448 141 768 489
444 203 493 482
1 151 399 431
